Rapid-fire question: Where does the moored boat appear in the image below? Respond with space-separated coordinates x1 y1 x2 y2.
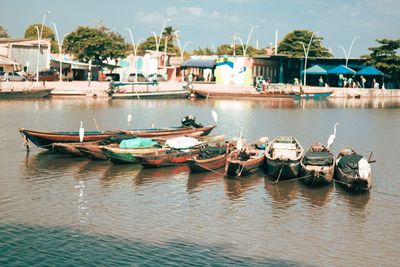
265 136 304 181
135 147 200 167
0 87 54 98
186 145 230 172
193 89 293 99
225 137 269 178
300 143 335 186
335 146 372 192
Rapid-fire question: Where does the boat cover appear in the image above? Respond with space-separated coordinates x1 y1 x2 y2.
166 137 203 149
337 154 364 175
119 138 158 149
198 146 226 160
303 151 333 166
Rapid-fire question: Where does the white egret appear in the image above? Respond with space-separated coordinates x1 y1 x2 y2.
127 111 133 127
237 127 244 151
327 123 339 150
211 110 218 123
79 121 84 143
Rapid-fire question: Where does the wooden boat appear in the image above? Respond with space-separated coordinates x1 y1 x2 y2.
76 143 109 160
293 88 333 99
51 142 87 156
265 136 304 181
300 143 335 186
193 89 294 99
0 88 54 98
18 123 216 150
186 145 229 172
112 90 190 99
335 146 372 192
135 147 201 167
225 137 269 178
102 146 168 164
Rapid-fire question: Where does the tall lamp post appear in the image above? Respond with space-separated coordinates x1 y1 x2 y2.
36 11 50 83
126 27 143 82
51 22 69 81
174 32 191 63
298 32 316 86
244 25 258 57
338 35 360 67
151 18 170 73
235 36 245 56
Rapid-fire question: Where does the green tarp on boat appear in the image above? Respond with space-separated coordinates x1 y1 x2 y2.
119 138 158 149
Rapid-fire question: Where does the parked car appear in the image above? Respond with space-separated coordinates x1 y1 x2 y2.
0 71 27 82
29 70 59 81
127 73 149 82
147 73 166 82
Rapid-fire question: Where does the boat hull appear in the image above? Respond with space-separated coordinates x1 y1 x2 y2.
294 92 333 99
300 166 334 186
187 154 227 172
112 90 190 99
265 158 301 180
335 166 372 192
137 149 199 167
194 89 293 99
76 144 108 160
0 88 54 98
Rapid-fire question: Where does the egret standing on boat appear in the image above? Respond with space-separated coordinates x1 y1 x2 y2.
327 123 339 150
79 121 85 143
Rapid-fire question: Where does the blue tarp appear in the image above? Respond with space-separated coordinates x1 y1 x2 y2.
304 65 328 75
181 59 216 69
356 66 384 76
327 65 356 75
119 138 158 149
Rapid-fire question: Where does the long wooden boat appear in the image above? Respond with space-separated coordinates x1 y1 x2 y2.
193 89 294 99
51 142 87 156
265 136 304 181
102 146 168 164
186 145 229 172
112 90 190 99
335 146 372 192
76 143 109 160
18 124 216 150
135 147 201 167
300 143 335 186
225 137 269 178
293 91 333 99
0 88 54 98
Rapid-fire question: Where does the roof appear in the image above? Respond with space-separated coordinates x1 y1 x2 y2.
304 65 327 75
181 58 216 68
0 56 20 66
356 66 384 76
327 65 356 75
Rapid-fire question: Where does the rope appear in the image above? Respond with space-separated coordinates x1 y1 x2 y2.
266 174 314 184
191 162 225 175
273 164 284 183
333 178 400 198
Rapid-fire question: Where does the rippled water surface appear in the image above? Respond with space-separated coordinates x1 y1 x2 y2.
1 97 399 266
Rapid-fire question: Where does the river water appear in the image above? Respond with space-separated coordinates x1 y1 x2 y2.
0 97 399 266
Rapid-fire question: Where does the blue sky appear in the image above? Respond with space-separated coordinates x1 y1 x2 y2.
1 0 399 57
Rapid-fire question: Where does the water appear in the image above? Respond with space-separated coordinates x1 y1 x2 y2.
0 97 399 266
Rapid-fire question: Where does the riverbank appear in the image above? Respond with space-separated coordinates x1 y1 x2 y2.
1 81 400 98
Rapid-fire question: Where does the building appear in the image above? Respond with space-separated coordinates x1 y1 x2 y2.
0 38 51 74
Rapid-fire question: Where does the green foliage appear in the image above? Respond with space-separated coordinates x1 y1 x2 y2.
366 38 400 88
64 26 128 66
0 25 10 38
278 30 332 58
215 44 262 56
139 35 179 54
24 24 58 52
192 47 214 56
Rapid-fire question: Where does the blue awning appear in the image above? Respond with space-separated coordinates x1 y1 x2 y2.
304 65 328 75
181 59 216 69
327 65 356 75
356 66 384 76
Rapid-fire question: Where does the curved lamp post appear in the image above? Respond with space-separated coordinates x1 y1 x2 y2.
244 25 258 57
151 18 170 71
297 32 316 86
51 22 69 81
126 27 143 82
338 35 360 67
34 26 40 84
235 36 245 56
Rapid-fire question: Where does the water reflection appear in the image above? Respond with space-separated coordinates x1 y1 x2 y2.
297 183 333 208
335 185 371 218
193 98 296 110
134 166 189 188
100 164 142 188
264 179 298 210
326 97 400 109
224 174 263 201
187 171 223 194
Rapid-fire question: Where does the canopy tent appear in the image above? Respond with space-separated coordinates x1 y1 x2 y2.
304 65 328 75
356 66 384 76
181 58 216 69
327 65 356 75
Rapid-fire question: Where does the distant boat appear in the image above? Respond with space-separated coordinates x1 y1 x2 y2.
335 146 372 192
293 87 333 99
265 136 304 180
193 89 293 99
111 90 191 99
225 137 269 178
300 143 335 186
0 88 54 98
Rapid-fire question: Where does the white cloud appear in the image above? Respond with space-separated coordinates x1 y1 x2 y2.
184 6 204 16
137 10 162 23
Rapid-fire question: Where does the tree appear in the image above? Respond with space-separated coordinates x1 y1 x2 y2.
0 25 10 38
216 44 262 56
63 26 128 66
365 38 400 88
139 33 179 54
278 30 332 58
192 47 214 56
24 24 58 52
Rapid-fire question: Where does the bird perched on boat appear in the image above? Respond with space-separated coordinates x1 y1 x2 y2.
327 123 339 150
79 121 84 143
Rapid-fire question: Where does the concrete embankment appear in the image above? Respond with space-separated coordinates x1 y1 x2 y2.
1 81 400 98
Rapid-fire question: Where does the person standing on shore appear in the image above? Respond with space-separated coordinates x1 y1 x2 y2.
319 76 324 87
361 75 366 88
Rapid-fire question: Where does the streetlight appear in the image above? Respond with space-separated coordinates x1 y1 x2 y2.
51 22 69 81
338 35 360 67
126 27 143 82
36 11 50 81
297 32 316 86
151 18 170 71
174 31 191 63
34 26 40 84
244 25 258 57
235 36 245 56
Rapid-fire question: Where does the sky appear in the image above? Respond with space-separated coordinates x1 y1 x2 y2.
1 0 399 57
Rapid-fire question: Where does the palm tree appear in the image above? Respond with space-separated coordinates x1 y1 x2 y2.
162 26 178 53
